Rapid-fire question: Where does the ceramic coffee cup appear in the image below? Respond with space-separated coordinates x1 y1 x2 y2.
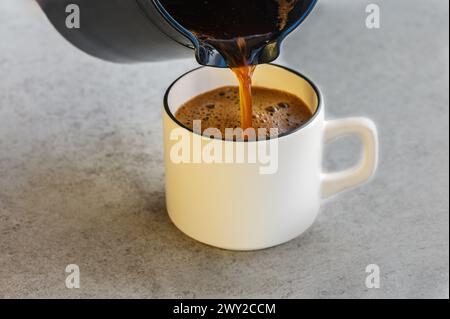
163 64 379 251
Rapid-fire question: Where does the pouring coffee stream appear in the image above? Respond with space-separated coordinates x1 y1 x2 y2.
37 0 318 129
156 0 318 129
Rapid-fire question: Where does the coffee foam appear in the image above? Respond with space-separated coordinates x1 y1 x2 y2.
277 0 298 30
175 86 313 140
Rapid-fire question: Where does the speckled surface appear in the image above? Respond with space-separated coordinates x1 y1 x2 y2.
0 0 448 299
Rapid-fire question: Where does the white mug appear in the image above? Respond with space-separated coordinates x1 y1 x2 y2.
163 64 379 251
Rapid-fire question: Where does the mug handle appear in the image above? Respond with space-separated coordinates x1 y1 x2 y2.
321 118 379 199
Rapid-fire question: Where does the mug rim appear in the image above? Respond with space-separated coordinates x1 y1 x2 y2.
163 63 323 142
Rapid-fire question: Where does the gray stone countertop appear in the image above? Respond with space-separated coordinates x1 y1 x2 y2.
0 0 448 298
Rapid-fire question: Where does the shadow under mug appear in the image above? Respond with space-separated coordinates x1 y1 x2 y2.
163 64 379 251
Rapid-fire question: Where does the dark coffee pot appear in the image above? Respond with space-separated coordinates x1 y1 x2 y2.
37 0 317 67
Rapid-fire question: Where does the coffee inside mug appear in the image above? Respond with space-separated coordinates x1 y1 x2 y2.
164 64 321 140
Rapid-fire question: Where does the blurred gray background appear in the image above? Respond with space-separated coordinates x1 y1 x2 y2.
0 0 448 298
